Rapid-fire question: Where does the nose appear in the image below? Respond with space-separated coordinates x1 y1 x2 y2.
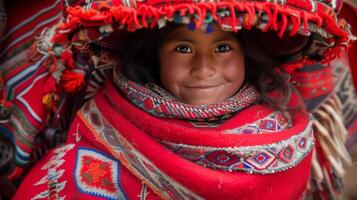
190 53 216 79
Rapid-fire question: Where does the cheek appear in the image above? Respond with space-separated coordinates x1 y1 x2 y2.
221 55 245 83
159 53 188 90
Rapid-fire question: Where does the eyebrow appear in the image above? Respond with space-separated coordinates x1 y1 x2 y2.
213 35 239 43
167 30 197 44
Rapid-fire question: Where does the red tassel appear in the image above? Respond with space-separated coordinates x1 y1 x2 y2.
139 6 149 28
262 4 274 32
193 5 203 29
320 11 348 38
270 4 279 31
279 14 288 37
198 5 206 29
51 32 68 44
289 11 300 36
62 70 85 92
149 7 160 29
243 3 254 30
61 50 76 69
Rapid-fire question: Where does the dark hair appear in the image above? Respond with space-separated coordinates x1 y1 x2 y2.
114 25 297 112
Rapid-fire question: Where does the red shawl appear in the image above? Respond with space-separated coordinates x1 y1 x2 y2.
14 79 313 200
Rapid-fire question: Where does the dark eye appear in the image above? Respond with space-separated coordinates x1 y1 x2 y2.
214 45 232 53
175 45 192 53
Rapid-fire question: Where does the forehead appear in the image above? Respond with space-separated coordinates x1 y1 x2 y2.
167 24 238 42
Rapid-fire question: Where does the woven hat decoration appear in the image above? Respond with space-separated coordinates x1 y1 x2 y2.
35 0 354 94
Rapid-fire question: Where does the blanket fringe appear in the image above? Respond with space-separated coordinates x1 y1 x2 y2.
310 93 352 199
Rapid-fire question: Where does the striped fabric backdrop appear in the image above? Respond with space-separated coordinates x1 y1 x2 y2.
0 0 63 178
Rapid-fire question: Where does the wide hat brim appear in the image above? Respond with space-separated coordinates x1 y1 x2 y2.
62 0 354 68
39 0 354 92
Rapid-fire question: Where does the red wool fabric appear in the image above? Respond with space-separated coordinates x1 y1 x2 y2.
14 80 313 200
339 2 357 88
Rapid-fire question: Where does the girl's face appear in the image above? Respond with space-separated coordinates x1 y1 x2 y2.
159 24 245 105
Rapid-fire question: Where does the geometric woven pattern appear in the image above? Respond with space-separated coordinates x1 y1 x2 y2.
80 101 203 200
81 92 314 176
278 145 295 163
163 115 314 174
32 144 75 200
225 111 290 134
75 147 127 200
245 150 276 170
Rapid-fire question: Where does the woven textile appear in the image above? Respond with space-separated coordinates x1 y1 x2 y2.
1 0 354 198
114 72 260 120
291 57 357 199
0 0 63 178
14 79 313 200
0 0 62 61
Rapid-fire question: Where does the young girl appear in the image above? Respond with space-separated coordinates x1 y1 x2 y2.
9 0 353 199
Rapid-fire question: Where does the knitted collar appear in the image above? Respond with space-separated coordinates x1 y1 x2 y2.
112 72 260 121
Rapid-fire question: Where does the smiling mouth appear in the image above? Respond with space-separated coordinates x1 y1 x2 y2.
185 85 221 89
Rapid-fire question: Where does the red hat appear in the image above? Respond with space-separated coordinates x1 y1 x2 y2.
38 0 354 92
